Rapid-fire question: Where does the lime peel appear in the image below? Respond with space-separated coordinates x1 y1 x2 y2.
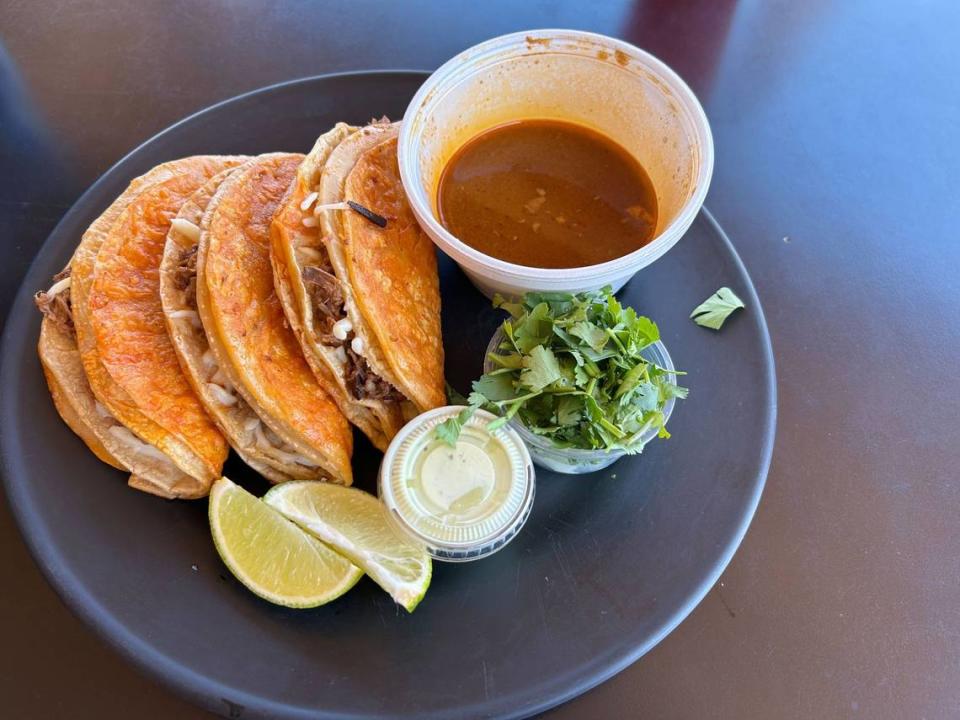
264 481 432 612
209 476 362 609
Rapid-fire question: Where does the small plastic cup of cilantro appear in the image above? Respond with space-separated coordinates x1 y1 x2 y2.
440 287 688 475
484 328 680 473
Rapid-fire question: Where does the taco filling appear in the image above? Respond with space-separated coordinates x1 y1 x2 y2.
36 267 192 482
299 256 404 404
173 245 199 307
168 223 321 473
35 269 74 337
197 152 353 485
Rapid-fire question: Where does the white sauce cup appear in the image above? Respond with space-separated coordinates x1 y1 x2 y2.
399 29 714 299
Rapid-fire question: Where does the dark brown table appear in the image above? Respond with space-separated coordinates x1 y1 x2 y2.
2 2 958 718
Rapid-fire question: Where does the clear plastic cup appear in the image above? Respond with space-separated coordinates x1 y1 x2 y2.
483 328 678 474
378 406 536 561
398 29 714 299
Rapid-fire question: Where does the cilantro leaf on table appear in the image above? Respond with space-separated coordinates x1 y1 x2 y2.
690 287 745 330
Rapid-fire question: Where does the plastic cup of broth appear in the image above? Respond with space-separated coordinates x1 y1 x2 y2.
398 29 714 299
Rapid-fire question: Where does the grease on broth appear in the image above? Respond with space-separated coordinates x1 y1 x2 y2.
437 119 658 269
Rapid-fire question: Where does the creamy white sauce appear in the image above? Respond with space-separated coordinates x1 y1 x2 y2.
419 442 495 513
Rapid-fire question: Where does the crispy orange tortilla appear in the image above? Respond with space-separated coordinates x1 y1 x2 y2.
37 297 199 495
342 135 445 411
73 164 178 467
71 159 196 496
87 157 241 487
313 123 413 439
317 124 400 396
271 123 401 450
161 164 325 484
72 156 243 498
199 153 353 485
270 124 351 393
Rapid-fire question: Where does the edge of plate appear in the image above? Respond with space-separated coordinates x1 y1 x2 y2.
0 71 776 720
0 70 434 720
501 207 778 719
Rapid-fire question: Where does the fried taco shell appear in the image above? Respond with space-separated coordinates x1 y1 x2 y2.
160 163 331 483
271 122 444 450
73 156 245 498
340 132 445 411
197 153 353 486
36 269 199 495
271 123 395 450
36 289 123 471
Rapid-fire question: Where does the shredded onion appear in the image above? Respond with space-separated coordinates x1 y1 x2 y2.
107 425 169 462
206 383 237 406
332 318 352 341
296 246 323 263
47 276 71 297
168 309 201 328
210 367 232 389
313 201 349 215
170 218 201 243
201 350 218 375
253 423 318 467
300 191 319 212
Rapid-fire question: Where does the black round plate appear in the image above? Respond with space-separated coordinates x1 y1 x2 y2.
0 72 776 719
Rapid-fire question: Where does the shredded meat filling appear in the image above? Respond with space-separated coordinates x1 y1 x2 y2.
302 265 344 343
345 344 405 403
174 246 198 307
35 269 74 337
302 263 404 403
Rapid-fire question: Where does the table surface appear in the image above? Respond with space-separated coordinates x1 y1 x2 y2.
1 1 958 718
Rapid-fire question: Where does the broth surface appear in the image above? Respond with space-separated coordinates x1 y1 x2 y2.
437 119 658 269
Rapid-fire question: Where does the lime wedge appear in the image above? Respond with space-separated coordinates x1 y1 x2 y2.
264 481 431 612
209 477 362 608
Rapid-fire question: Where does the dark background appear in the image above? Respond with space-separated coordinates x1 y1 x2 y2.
2 1 958 718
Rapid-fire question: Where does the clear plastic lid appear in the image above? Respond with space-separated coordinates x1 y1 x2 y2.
378 406 535 562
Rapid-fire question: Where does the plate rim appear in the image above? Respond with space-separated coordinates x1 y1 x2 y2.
0 70 776 720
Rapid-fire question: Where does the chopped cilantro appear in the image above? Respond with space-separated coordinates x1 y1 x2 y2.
437 287 686 451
